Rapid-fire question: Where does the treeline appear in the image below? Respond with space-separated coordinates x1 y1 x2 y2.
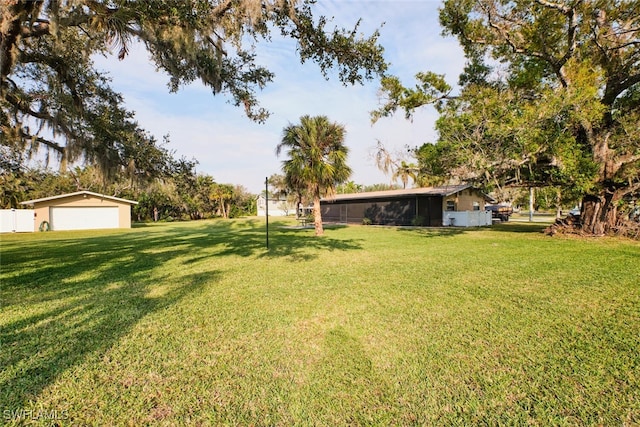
1 155 256 222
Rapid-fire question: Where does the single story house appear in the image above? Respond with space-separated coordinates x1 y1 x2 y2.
256 195 297 217
20 191 138 231
320 184 493 227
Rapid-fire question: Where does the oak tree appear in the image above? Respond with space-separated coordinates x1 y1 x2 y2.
1 0 386 176
373 0 640 235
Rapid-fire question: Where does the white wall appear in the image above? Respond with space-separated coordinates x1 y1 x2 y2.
256 197 296 217
0 209 35 232
443 210 492 227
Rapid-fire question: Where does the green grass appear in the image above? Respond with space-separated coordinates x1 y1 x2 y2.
1 219 639 425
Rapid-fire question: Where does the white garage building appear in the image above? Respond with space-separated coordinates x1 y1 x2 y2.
20 191 138 231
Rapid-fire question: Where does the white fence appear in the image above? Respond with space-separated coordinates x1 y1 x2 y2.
443 210 492 227
0 209 35 232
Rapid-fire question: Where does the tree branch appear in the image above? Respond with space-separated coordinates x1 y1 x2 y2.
614 153 640 173
29 134 65 154
533 0 571 14
4 91 76 147
604 72 640 106
484 4 555 66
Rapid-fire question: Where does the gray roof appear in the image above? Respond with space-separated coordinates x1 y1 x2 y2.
20 190 138 205
321 184 475 202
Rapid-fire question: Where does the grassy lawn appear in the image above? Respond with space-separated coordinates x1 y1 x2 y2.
1 219 639 425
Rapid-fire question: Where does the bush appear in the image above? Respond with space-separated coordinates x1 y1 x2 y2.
412 215 426 226
362 217 372 225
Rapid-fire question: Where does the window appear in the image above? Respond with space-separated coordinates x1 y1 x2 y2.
473 201 480 211
446 200 455 211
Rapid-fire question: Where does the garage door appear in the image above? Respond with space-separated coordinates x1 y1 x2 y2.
50 207 119 230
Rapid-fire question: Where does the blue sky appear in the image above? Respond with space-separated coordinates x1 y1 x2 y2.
94 0 465 193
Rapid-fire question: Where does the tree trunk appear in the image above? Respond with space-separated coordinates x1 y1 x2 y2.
219 197 227 218
528 187 534 222
313 196 324 236
581 192 618 235
580 128 624 235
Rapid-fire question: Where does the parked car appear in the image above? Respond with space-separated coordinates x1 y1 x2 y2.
569 206 581 217
485 204 513 222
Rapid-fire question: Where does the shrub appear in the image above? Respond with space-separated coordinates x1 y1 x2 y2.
412 215 426 226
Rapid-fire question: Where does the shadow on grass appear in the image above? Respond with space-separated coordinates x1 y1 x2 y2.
0 219 362 410
490 222 549 233
0 268 212 411
299 326 395 424
261 224 361 261
396 226 469 238
395 222 550 237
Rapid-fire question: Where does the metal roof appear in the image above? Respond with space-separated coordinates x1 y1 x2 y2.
321 184 475 202
20 190 138 205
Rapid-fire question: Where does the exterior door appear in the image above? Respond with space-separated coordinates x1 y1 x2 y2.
50 207 119 230
340 205 348 223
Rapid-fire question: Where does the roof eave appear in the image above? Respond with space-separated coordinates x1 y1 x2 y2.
20 190 138 205
322 184 475 202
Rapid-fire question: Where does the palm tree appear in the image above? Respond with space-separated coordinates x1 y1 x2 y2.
211 183 234 218
392 161 419 189
276 115 351 236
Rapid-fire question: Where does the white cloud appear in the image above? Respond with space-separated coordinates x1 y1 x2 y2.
91 0 465 193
